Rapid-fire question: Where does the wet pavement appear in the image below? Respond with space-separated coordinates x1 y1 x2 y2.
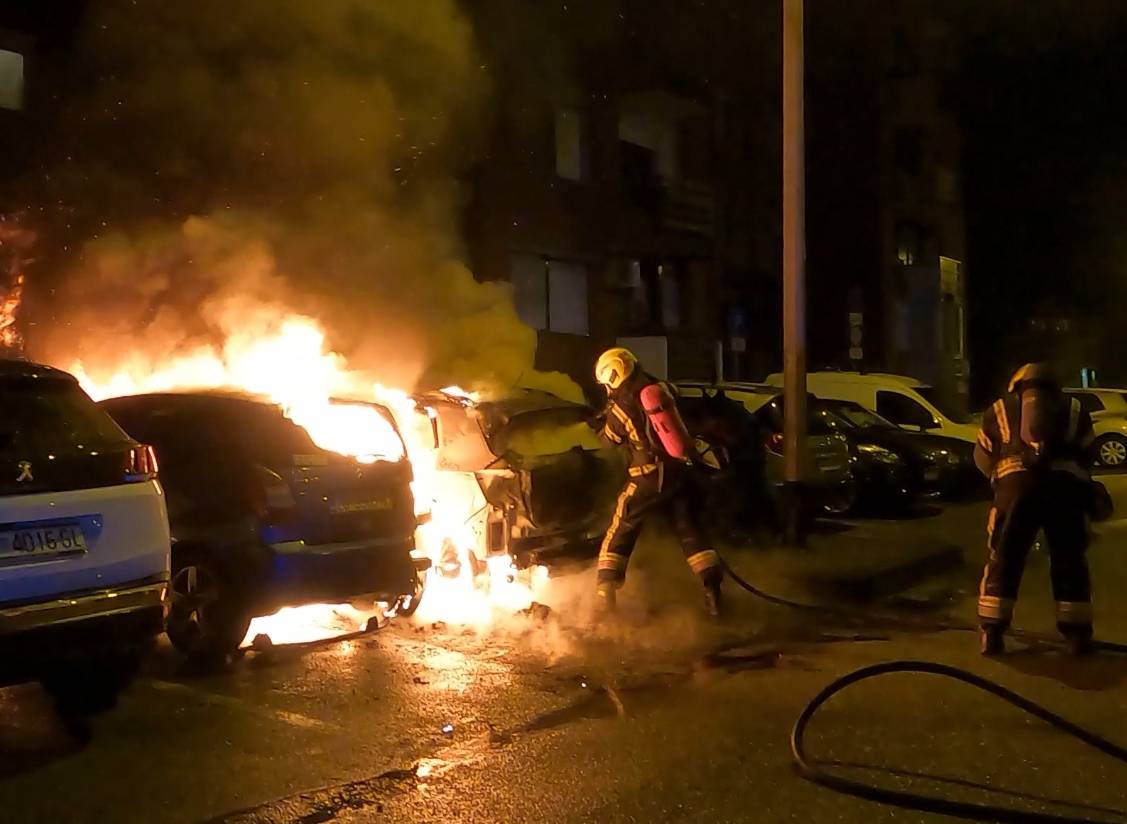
4 487 1127 823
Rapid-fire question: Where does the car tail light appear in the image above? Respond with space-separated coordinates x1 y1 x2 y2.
248 465 298 521
124 444 159 482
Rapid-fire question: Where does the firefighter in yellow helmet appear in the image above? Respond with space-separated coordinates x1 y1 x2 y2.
590 348 723 616
974 363 1100 655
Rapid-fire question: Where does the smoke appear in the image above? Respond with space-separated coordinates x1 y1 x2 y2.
29 0 574 397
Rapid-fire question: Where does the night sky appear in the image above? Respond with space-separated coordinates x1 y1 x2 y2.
955 1 1127 396
6 1 1127 399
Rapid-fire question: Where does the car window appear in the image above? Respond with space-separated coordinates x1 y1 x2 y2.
225 404 322 466
0 377 131 454
876 391 937 429
1069 391 1105 413
759 397 834 435
914 387 971 424
827 400 896 429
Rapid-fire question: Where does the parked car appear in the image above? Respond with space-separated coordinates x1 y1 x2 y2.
1064 388 1127 468
818 398 981 501
676 382 856 515
0 360 169 714
764 371 979 443
100 392 421 661
405 389 622 569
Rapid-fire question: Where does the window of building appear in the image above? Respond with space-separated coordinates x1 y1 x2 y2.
0 49 24 111
895 220 923 266
876 391 937 429
659 263 681 329
677 117 712 182
510 254 589 336
554 108 590 182
620 141 658 206
894 130 924 177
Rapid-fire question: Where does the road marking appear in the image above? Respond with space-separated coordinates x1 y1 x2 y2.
145 679 333 732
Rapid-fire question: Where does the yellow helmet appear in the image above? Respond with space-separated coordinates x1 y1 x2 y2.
595 347 637 390
1008 362 1055 392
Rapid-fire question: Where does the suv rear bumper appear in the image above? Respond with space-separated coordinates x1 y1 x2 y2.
259 537 417 609
0 576 167 686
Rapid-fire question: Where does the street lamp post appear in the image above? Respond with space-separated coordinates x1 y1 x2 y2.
782 0 807 545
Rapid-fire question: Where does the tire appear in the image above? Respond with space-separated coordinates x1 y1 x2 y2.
395 571 426 618
1095 434 1127 469
166 548 251 663
41 646 146 717
822 482 859 517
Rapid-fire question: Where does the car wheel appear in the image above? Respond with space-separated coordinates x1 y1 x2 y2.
395 571 427 618
41 646 147 717
1095 434 1127 469
166 550 251 663
823 482 859 517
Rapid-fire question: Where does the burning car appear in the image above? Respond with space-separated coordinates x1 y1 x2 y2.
403 389 622 574
100 392 423 661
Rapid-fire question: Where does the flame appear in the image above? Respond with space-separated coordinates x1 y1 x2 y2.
0 273 24 351
241 602 385 648
71 310 549 638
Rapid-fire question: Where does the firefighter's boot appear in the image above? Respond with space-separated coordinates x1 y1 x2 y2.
979 625 1005 656
703 582 723 618
1065 634 1095 657
595 581 617 616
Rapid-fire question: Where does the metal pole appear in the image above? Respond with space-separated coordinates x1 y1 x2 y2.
782 0 807 545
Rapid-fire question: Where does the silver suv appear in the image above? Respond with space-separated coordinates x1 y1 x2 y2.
0 361 170 714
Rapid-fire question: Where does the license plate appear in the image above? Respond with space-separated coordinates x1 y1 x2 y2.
924 468 941 482
0 524 87 560
330 497 393 515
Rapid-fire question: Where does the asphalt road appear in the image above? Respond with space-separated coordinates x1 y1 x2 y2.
4 483 1127 823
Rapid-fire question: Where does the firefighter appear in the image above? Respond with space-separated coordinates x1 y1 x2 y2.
974 363 1097 656
590 347 723 616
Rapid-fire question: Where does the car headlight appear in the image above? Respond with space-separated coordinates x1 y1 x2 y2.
857 443 901 464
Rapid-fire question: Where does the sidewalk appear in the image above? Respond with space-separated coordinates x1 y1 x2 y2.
720 501 987 608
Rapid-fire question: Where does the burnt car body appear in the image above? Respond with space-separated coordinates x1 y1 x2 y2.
819 399 980 500
101 392 420 660
408 390 622 568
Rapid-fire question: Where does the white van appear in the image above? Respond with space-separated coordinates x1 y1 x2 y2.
764 371 979 443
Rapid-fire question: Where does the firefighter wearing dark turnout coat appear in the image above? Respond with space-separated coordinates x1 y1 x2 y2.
591 348 723 616
974 363 1097 655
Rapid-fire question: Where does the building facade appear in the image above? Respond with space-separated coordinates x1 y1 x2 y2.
466 85 747 392
806 2 969 405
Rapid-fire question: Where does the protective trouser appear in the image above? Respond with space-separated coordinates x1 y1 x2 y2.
978 472 1092 639
596 465 722 589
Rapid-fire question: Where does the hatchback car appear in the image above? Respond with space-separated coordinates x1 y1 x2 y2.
1063 388 1127 468
0 360 169 713
676 382 855 515
819 398 980 500
101 392 421 661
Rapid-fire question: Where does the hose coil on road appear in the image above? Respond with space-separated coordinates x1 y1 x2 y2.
790 661 1127 824
719 559 1127 821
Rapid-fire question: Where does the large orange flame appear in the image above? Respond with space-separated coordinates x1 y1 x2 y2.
72 310 547 642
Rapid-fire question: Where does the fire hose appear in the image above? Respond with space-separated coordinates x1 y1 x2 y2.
719 560 1127 822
